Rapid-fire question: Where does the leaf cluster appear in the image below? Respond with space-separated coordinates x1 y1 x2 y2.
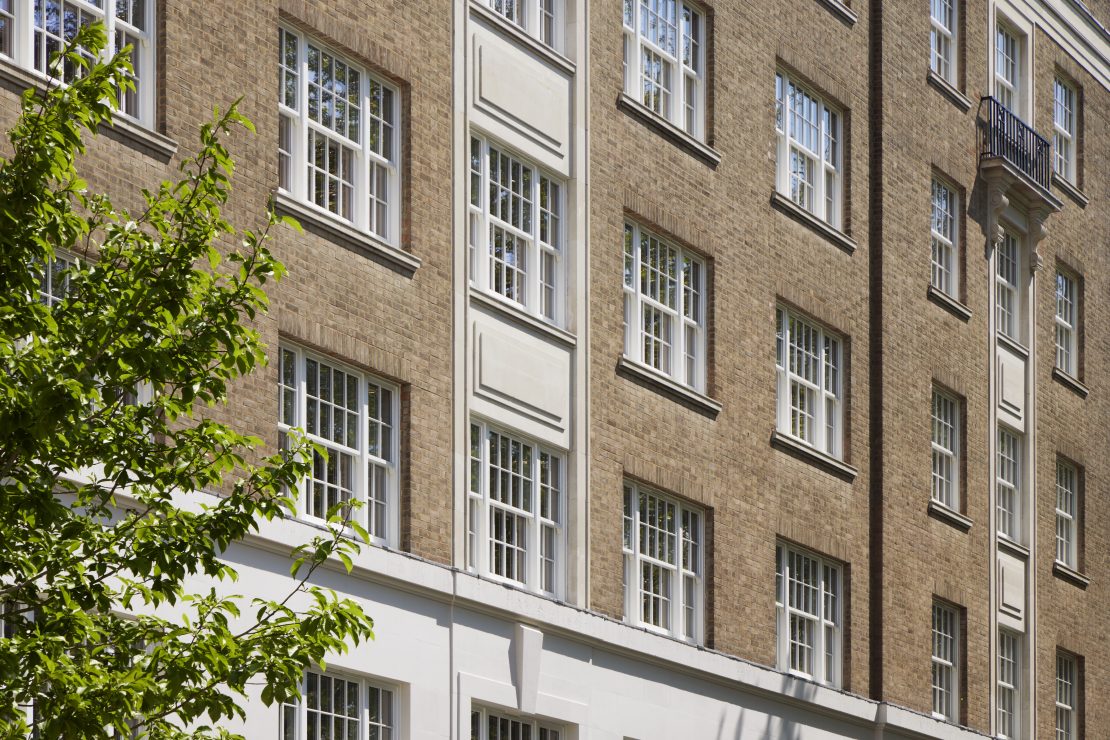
0 25 373 739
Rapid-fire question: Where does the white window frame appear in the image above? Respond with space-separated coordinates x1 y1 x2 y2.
994 21 1022 117
467 419 564 598
481 0 563 52
996 426 1021 543
930 178 959 298
775 306 844 459
931 387 960 511
621 481 703 643
278 26 401 244
1056 652 1077 740
775 543 842 687
622 222 706 391
468 134 564 326
1055 459 1078 570
995 229 1022 344
36 250 75 306
278 344 400 546
621 0 705 139
0 0 156 125
775 70 842 228
931 601 959 721
470 706 563 740
930 0 956 84
1053 76 1076 183
1055 269 1078 377
997 630 1021 740
280 669 396 740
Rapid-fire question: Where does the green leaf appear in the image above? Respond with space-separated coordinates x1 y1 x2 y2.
0 25 372 738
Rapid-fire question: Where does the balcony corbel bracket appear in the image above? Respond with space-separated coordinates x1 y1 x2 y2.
983 174 1010 258
1028 207 1050 274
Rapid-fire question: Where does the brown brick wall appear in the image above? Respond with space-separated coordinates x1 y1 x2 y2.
1032 25 1110 740
589 0 873 690
0 0 1106 733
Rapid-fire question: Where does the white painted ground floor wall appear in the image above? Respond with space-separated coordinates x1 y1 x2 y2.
205 515 986 740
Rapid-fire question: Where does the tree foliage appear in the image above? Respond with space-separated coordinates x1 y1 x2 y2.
0 25 374 738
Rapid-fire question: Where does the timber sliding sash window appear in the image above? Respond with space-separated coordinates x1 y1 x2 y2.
278 26 401 243
0 0 157 124
468 134 564 325
278 345 400 545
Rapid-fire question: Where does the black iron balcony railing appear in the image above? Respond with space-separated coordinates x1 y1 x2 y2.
978 96 1052 192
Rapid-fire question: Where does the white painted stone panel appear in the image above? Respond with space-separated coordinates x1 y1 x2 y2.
470 306 572 448
997 346 1025 430
998 552 1026 631
168 509 989 740
470 20 572 176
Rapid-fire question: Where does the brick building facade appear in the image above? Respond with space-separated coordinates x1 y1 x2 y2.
2 0 1107 737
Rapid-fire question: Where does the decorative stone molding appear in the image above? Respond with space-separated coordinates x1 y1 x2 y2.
1027 206 1052 274
982 171 1010 257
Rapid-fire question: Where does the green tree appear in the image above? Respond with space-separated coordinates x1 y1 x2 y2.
0 25 374 738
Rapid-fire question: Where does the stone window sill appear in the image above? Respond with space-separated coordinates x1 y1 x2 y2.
0 57 177 162
1052 367 1089 398
996 333 1029 360
770 192 857 254
1052 173 1089 209
105 115 178 162
616 356 722 418
925 70 972 113
817 0 858 25
470 288 577 348
770 430 857 481
273 192 421 277
617 93 721 168
997 536 1029 560
469 1 575 76
926 285 971 322
1052 561 1090 589
927 500 972 532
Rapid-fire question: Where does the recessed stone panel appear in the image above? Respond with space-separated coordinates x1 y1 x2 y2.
997 345 1025 430
470 305 571 448
469 19 572 176
998 551 1026 631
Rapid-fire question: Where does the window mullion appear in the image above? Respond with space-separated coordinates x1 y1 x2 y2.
675 254 686 384
673 43 685 127
776 348 788 436
359 375 370 539
12 0 27 67
669 507 681 634
814 330 827 453
778 95 790 194
668 551 680 636
477 143 491 294
814 567 825 682
529 447 540 589
297 350 309 515
529 168 540 317
101 8 114 63
389 112 401 240
627 504 637 623
298 672 308 738
632 12 643 100
296 40 309 203
356 74 370 233
141 2 154 120
815 105 827 222
633 244 644 365
478 427 490 576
